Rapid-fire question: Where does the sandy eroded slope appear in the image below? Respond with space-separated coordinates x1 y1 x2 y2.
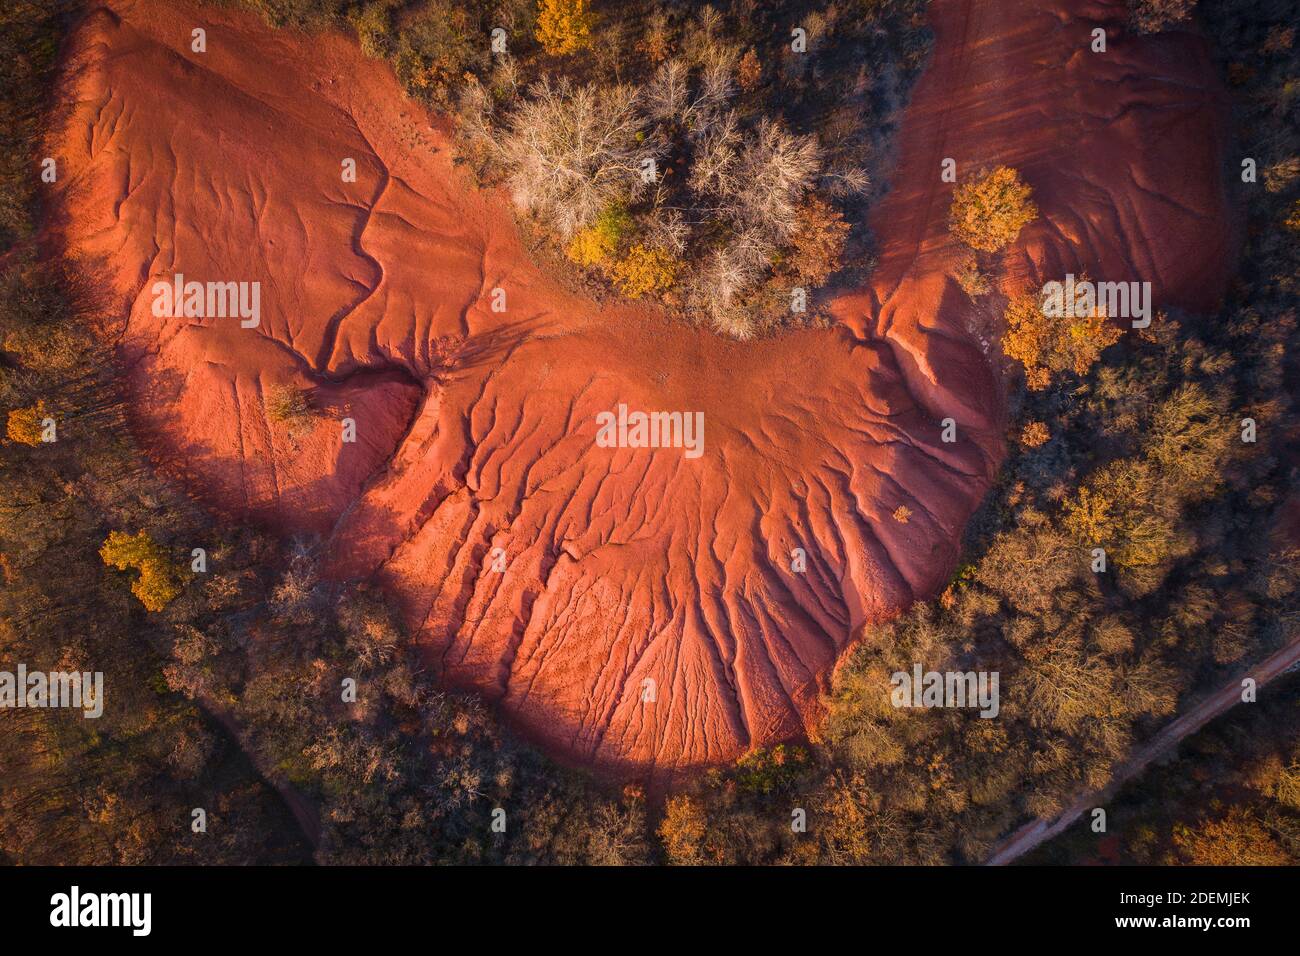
50 0 1232 776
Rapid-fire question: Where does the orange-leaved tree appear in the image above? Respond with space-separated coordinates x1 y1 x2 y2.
949 166 1037 253
1019 421 1050 448
6 400 48 446
1002 284 1122 390
787 194 850 287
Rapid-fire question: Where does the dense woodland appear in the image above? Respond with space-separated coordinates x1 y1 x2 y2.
1025 672 1300 865
2 0 1298 864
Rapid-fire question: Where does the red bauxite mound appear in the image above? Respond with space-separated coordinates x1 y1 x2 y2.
51 0 1232 776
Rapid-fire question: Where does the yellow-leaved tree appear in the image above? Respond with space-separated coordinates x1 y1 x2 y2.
1063 384 1237 575
100 530 182 612
658 794 708 865
535 0 596 56
6 400 48 446
566 203 632 268
611 245 679 298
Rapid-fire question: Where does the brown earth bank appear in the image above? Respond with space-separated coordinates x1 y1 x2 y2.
48 0 1233 779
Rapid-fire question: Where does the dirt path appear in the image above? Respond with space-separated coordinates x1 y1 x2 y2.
203 703 322 855
986 638 1300 865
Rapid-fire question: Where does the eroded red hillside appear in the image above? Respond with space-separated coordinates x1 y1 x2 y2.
51 0 1232 776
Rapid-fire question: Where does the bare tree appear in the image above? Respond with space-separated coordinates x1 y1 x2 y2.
688 109 740 199
645 59 691 124
453 77 497 170
725 119 822 244
645 58 733 136
642 203 690 257
820 160 871 200
497 79 659 238
693 47 737 134
691 229 770 338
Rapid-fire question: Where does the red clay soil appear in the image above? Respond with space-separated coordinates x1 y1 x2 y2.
50 0 1233 778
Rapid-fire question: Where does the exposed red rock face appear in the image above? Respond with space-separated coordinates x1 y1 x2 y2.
52 0 1232 777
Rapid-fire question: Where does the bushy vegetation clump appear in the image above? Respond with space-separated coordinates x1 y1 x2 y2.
456 1 932 337
1129 0 1196 34
948 165 1037 253
235 0 933 339
265 383 318 438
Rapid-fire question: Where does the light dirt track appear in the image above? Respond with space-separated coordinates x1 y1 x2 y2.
987 638 1300 865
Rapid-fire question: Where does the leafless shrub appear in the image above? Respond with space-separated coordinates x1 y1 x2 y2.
690 229 771 338
641 205 690 257
683 5 725 63
688 110 741 198
645 59 691 124
694 46 737 126
724 119 822 244
646 57 734 136
497 79 658 238
272 563 319 625
820 161 871 199
453 78 497 167
490 55 522 102
640 10 673 64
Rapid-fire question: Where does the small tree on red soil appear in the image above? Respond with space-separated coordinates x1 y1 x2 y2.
949 166 1037 253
